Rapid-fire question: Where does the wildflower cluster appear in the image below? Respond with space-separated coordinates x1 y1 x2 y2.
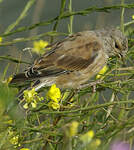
46 84 61 110
33 40 50 55
80 130 94 144
23 88 43 109
8 127 20 148
80 130 101 149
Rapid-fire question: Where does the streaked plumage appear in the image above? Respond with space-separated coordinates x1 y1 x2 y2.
11 28 128 97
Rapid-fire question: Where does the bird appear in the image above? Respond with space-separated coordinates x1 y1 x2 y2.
10 28 128 98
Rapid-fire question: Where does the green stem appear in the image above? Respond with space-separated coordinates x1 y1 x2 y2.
68 0 73 35
1 4 134 37
37 100 134 114
4 0 36 34
120 0 125 33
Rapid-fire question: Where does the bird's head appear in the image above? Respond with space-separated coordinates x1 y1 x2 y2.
106 28 128 58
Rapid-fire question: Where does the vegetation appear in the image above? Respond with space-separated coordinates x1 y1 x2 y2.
0 0 134 149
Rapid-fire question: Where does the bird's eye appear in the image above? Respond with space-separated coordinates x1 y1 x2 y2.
115 42 119 49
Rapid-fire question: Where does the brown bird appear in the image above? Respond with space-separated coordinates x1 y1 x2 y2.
11 28 128 97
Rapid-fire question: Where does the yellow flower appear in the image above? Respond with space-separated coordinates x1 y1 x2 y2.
63 121 79 138
48 101 60 110
23 88 43 109
9 136 19 145
95 139 101 146
20 148 30 150
89 138 101 149
23 103 29 109
8 128 20 146
0 37 2 43
96 65 108 79
80 130 94 144
23 88 37 103
33 40 50 54
69 121 79 137
46 84 61 102
132 15 134 20
46 84 61 110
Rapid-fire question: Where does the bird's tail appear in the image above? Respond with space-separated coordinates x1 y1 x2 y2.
10 72 32 99
10 73 28 84
11 73 54 99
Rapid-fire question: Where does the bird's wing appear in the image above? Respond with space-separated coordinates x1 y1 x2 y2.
26 31 102 78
